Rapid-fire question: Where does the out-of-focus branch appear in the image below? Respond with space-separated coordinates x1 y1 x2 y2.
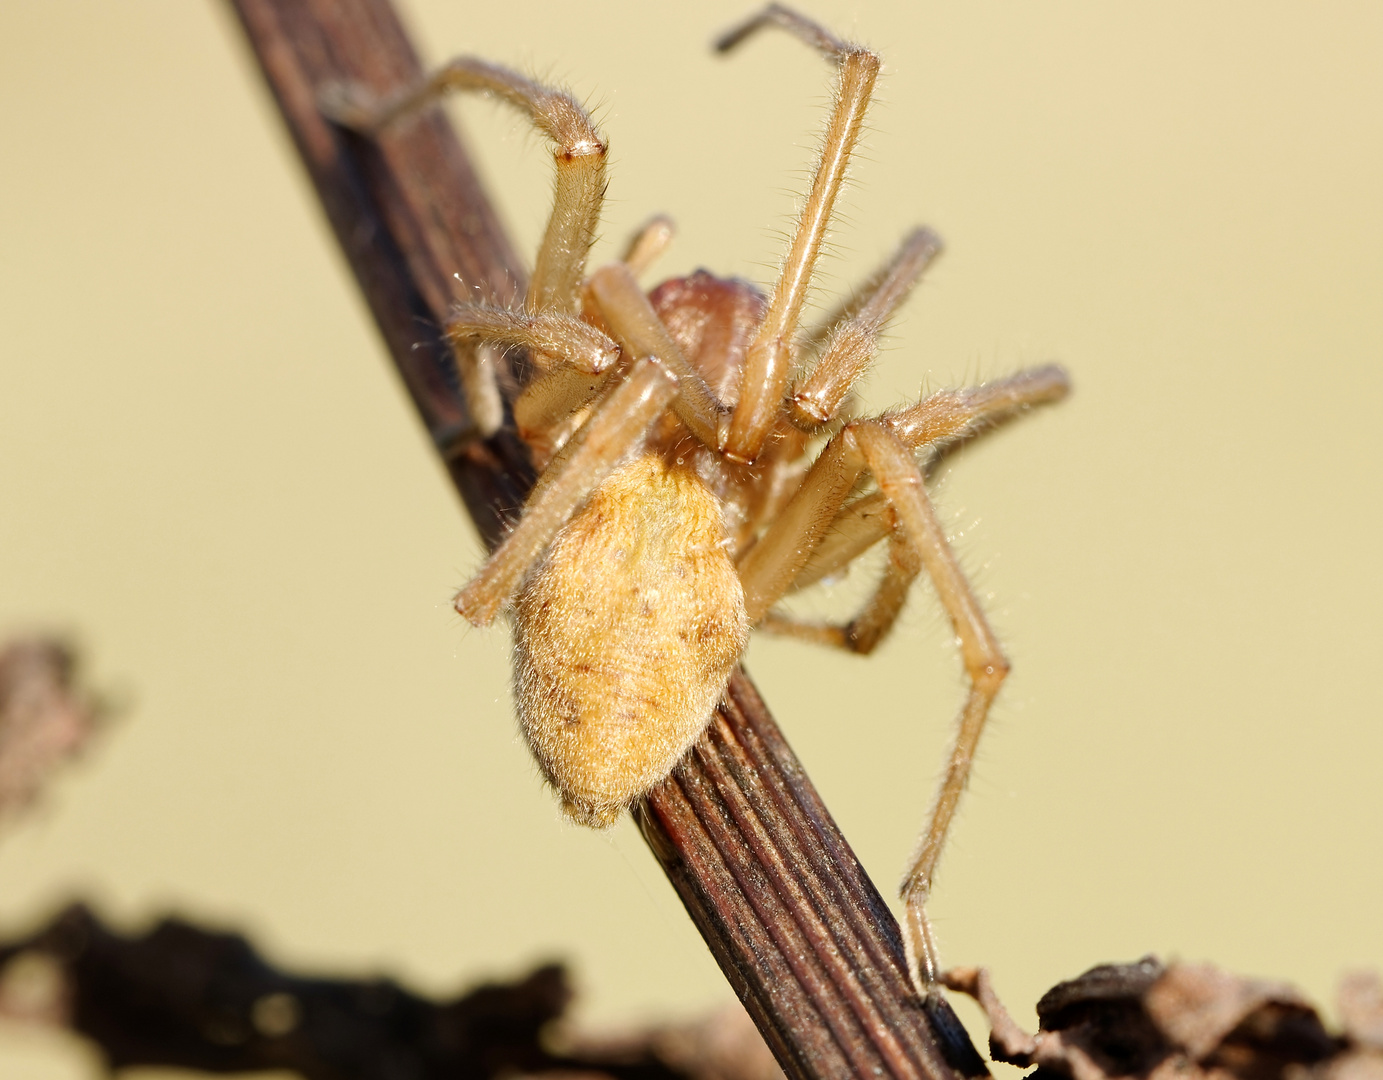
221 3 984 1078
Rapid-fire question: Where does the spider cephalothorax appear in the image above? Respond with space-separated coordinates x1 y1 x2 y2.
326 4 1069 990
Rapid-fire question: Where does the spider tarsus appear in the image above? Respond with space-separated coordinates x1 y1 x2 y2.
316 81 383 133
622 215 676 277
713 4 855 61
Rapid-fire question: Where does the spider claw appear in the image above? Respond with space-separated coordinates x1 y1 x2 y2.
317 81 383 132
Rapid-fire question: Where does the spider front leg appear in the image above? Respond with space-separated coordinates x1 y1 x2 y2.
716 6 881 462
444 306 622 454
322 59 606 316
322 59 609 445
454 357 677 625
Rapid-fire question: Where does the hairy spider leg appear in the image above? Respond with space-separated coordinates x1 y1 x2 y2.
849 420 1007 992
321 58 609 440
731 365 1069 991
443 341 507 446
323 58 605 315
783 366 1073 594
507 220 687 463
790 228 944 428
733 417 978 992
716 5 880 463
735 433 868 623
587 263 726 446
446 307 619 375
454 357 678 625
513 367 607 465
760 531 924 655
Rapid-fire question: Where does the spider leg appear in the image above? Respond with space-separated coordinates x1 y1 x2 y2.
785 491 895 592
886 363 1071 453
715 6 880 463
587 263 726 447
621 215 676 277
513 367 606 465
441 305 620 445
736 432 868 623
735 365 1068 991
454 357 678 625
441 341 507 445
740 366 1067 614
787 365 1072 592
321 59 605 316
446 306 619 375
759 529 920 654
847 420 1008 993
790 228 943 429
523 220 686 457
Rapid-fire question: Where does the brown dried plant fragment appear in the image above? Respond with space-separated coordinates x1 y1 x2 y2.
0 638 100 822
945 959 1383 1080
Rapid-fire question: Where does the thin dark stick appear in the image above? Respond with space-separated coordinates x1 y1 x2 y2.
223 3 986 1079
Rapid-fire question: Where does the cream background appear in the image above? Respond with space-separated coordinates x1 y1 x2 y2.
1 2 1380 1077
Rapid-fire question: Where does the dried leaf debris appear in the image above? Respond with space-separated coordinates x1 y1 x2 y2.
0 903 783 1080
0 638 100 821
945 958 1383 1080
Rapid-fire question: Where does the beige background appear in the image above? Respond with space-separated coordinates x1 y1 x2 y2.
1 2 1381 1077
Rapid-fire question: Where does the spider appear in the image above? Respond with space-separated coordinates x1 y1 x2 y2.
324 4 1069 991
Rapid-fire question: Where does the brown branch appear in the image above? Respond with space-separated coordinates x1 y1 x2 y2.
222 3 985 1079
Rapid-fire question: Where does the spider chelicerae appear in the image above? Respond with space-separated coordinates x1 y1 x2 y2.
325 3 1068 990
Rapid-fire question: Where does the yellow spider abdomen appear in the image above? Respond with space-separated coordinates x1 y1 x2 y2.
512 451 748 827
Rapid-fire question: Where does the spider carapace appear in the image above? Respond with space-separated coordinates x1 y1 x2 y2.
325 3 1069 991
